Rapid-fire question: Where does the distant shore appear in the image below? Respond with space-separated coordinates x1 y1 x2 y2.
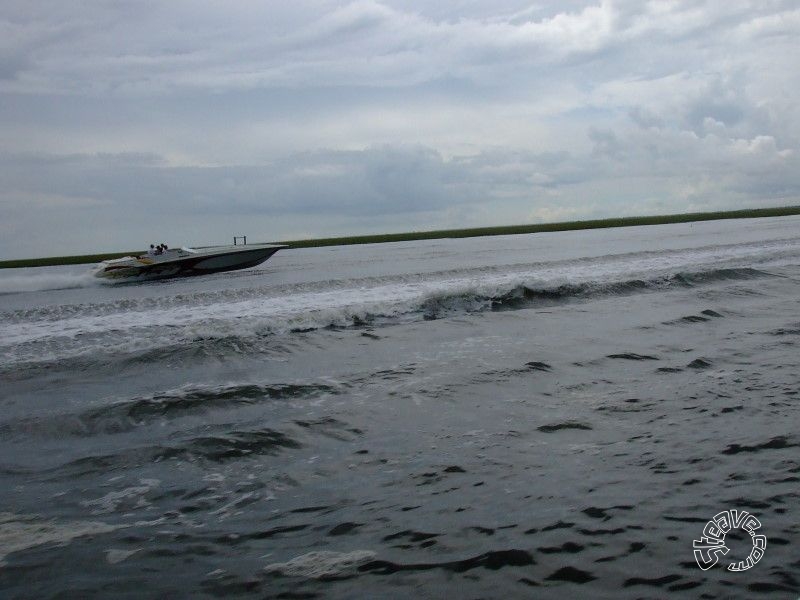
2 205 799 269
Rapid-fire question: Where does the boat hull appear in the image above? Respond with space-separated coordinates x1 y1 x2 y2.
95 245 285 280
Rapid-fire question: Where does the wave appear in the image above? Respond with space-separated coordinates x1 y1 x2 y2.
421 267 771 318
10 413 363 479
0 382 342 439
0 265 777 376
32 429 304 480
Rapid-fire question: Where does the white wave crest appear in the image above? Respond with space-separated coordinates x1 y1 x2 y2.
264 549 376 579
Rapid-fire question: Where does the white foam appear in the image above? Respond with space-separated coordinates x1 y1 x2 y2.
80 479 160 515
264 549 376 579
0 269 100 294
0 512 123 565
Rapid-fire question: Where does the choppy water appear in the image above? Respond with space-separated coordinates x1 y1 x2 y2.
1 217 799 599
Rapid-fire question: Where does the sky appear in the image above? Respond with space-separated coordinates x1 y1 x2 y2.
1 1 799 258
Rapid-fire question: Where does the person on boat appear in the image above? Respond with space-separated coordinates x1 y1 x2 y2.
147 244 156 256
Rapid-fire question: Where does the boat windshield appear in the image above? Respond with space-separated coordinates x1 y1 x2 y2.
180 247 198 254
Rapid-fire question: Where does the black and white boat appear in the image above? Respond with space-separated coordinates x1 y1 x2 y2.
93 243 286 280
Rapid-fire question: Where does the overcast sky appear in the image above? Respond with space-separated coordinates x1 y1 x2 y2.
1 1 799 258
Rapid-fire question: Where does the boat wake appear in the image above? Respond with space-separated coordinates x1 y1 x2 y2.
0 265 779 377
0 270 101 294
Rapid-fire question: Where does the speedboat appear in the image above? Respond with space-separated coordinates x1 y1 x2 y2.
93 243 287 280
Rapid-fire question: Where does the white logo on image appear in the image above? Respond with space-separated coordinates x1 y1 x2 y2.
693 509 767 571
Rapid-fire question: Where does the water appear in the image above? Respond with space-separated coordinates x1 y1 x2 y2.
1 217 799 599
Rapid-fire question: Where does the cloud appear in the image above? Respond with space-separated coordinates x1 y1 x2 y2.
1 0 791 94
0 1 798 257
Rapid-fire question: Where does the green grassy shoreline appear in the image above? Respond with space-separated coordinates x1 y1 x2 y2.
2 205 799 269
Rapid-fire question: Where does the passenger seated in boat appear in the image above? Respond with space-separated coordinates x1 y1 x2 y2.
147 244 156 256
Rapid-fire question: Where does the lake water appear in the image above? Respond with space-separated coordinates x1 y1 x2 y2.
1 216 799 598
